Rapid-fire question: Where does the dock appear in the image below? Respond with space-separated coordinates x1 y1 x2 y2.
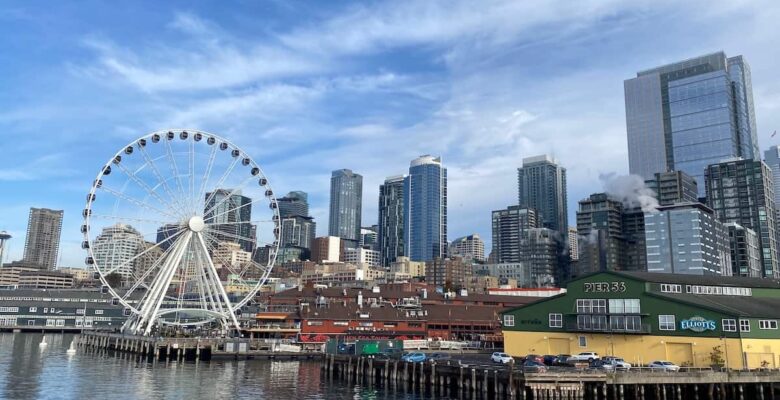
322 354 780 399
79 331 323 362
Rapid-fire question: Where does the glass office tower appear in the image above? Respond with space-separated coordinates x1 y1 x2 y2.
625 52 759 196
404 155 447 262
328 169 363 247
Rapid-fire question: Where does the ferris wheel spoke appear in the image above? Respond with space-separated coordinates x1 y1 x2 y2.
137 144 190 216
203 228 257 245
98 185 181 221
122 241 178 303
204 197 266 224
201 234 256 282
110 160 186 220
163 137 191 216
196 145 218 216
206 219 273 227
195 232 241 330
203 175 258 217
202 156 241 213
102 227 186 275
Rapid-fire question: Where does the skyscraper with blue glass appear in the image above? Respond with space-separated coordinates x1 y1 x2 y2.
404 155 447 262
625 52 759 196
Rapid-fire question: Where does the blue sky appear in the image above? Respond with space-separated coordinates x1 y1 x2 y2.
1 0 779 267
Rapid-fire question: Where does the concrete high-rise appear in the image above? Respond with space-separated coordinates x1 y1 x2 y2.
645 170 699 206
92 223 145 281
625 52 760 196
404 155 447 262
517 155 568 233
277 191 309 218
328 169 363 247
22 207 63 270
204 189 253 253
378 175 405 267
644 203 731 276
279 215 316 255
705 159 778 277
725 222 762 278
491 206 537 263
449 234 485 262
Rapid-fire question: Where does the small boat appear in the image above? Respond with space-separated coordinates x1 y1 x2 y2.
39 335 48 348
66 341 77 355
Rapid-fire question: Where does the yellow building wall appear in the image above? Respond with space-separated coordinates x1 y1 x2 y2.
741 338 780 369
504 331 747 369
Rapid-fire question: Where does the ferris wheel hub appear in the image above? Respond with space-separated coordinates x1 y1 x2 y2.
187 215 205 232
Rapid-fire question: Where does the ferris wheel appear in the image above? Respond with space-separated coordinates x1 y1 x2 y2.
82 129 280 336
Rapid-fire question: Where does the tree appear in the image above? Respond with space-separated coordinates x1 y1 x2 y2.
710 345 725 368
105 272 123 288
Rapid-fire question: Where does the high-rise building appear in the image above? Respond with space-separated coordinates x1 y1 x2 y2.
576 194 627 276
155 223 179 251
625 52 759 196
404 155 447 262
764 146 780 248
517 155 568 233
567 227 578 261
22 208 64 270
91 224 144 281
360 226 378 250
279 215 316 257
311 236 341 264
277 191 309 218
725 222 762 277
343 246 381 268
705 159 778 278
378 175 405 267
491 206 537 263
204 189 253 253
425 256 471 289
644 203 731 276
449 234 485 262
519 228 559 286
328 169 363 247
645 170 699 206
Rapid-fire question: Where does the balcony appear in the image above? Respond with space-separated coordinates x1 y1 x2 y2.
564 321 651 334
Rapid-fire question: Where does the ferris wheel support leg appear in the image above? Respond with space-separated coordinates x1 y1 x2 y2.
196 232 241 333
141 232 193 336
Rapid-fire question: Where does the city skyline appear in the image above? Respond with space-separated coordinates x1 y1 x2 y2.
1 2 780 267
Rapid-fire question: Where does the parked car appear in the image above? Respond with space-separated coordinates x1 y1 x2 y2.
523 360 548 373
553 354 572 366
589 359 615 371
542 355 557 366
601 356 632 370
524 354 544 364
567 352 600 363
491 352 514 364
337 343 356 355
401 352 427 363
648 361 680 372
427 352 451 362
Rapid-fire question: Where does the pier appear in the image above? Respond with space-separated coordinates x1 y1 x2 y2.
322 354 780 399
79 331 323 362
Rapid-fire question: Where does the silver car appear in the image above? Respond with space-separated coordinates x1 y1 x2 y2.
648 360 680 372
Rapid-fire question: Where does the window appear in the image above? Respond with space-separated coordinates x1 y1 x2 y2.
660 284 682 293
307 321 323 326
609 299 624 314
549 313 563 328
45 319 55 327
659 315 675 331
503 315 515 327
27 320 35 326
94 310 104 315
76 309 85 315
43 308 48 314
29 307 37 313
624 299 641 314
577 315 591 330
593 299 607 314
610 316 625 330
576 299 591 313
333 321 348 326
592 315 608 330
578 336 587 347
625 316 642 332
759 320 778 330
722 319 737 332
739 319 750 332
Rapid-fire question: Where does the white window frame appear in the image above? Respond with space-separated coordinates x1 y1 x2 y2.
739 319 751 332
29 307 37 313
578 336 587 347
549 313 563 328
94 309 104 315
759 320 778 330
722 319 737 332
503 315 515 327
659 315 675 331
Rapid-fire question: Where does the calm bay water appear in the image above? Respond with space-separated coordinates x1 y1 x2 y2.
0 333 436 400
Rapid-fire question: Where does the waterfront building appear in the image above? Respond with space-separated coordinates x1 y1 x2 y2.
328 169 363 247
277 191 309 218
91 224 144 281
517 155 568 233
204 189 253 253
18 270 74 289
449 234 485 262
0 288 126 330
705 159 778 278
502 271 780 369
491 206 537 263
725 222 762 278
378 175 405 267
404 155 447 262
644 203 731 275
0 261 44 288
342 247 381 268
22 207 63 270
645 171 699 206
312 236 341 263
625 52 759 196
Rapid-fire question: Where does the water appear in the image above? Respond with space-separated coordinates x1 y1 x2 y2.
0 333 436 400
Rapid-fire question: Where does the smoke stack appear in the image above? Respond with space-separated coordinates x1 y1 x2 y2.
600 173 659 212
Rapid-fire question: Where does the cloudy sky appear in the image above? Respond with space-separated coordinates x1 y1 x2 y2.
1 0 779 267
